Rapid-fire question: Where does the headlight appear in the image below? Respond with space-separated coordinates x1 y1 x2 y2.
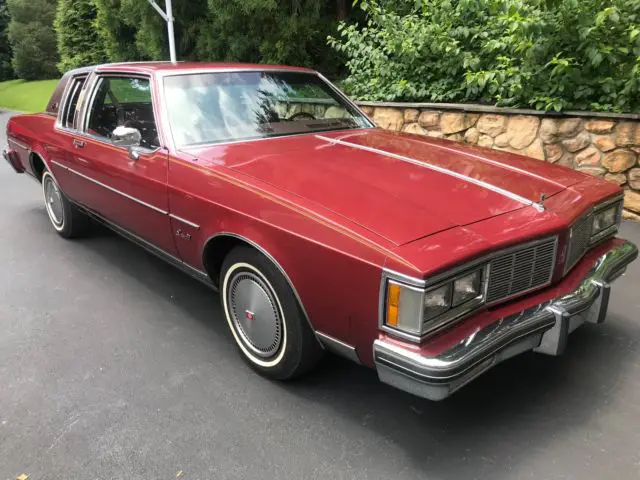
590 198 622 243
423 284 452 321
383 267 486 339
452 270 482 306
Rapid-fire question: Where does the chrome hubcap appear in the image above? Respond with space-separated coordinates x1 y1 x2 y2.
44 176 64 227
228 271 282 358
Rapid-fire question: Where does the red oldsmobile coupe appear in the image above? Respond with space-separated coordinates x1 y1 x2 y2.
3 62 637 400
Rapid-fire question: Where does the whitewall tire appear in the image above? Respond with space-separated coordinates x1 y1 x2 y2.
220 246 323 379
41 169 89 238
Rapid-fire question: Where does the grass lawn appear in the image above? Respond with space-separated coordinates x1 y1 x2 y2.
0 79 59 113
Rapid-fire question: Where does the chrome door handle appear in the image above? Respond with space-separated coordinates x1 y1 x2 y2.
72 139 85 148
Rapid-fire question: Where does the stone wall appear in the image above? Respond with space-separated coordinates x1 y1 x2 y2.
356 102 640 220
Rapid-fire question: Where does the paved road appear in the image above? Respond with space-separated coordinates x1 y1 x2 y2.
1 110 640 480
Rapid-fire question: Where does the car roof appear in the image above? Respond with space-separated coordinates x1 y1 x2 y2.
89 61 317 75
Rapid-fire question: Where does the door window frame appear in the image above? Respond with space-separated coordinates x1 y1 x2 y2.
79 72 161 153
55 74 90 133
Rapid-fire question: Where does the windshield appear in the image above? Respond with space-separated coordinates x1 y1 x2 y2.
163 71 371 147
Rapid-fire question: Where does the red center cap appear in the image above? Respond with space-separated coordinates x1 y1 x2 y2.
245 310 255 321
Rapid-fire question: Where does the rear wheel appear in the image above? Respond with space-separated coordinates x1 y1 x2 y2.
42 170 89 238
220 246 323 379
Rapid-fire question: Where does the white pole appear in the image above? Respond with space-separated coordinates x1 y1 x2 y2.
147 0 177 63
165 0 176 64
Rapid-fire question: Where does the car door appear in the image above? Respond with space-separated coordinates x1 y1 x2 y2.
64 73 177 255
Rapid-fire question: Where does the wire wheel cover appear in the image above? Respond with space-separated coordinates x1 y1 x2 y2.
228 271 283 358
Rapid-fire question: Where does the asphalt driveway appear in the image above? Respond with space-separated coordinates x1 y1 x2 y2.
1 110 640 480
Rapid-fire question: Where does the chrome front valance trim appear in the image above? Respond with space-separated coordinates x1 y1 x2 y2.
316 134 544 211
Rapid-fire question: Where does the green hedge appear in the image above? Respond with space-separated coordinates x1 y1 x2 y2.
329 0 640 112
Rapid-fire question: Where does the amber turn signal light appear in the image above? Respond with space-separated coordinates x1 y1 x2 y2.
386 283 401 326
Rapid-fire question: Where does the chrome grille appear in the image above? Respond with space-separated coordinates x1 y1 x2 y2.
486 238 557 304
565 214 592 274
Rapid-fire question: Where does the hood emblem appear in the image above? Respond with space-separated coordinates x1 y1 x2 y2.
537 193 547 211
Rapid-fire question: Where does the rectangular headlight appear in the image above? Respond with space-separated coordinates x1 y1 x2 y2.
423 283 452 321
590 199 622 244
452 270 482 306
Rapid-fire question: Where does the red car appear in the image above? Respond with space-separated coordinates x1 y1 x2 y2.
3 62 637 400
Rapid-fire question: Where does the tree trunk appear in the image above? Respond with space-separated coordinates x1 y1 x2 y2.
337 0 347 20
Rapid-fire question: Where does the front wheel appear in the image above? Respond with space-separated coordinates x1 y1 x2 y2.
42 170 89 238
220 246 323 379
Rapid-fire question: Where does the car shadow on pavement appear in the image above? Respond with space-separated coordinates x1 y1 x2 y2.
29 210 640 480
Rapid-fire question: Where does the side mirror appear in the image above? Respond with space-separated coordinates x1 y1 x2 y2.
127 145 143 161
112 125 142 147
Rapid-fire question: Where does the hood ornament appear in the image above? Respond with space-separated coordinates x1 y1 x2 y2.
536 193 547 211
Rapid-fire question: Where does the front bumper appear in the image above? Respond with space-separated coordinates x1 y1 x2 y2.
374 239 638 401
2 149 24 174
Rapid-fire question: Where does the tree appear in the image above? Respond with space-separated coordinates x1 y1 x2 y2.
6 0 58 79
93 0 141 61
55 0 108 72
195 0 346 76
0 0 13 80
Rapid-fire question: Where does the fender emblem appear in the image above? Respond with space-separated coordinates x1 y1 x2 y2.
175 228 192 240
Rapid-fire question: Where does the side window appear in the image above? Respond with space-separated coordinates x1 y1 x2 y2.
86 76 159 149
61 76 87 129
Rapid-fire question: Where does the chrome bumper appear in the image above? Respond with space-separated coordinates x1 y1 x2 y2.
374 239 638 401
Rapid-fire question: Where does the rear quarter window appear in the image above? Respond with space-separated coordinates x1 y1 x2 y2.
45 76 70 116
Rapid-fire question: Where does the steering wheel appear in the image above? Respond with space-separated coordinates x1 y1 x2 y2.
287 112 315 121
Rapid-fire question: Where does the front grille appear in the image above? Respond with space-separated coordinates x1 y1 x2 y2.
486 237 557 304
565 214 593 274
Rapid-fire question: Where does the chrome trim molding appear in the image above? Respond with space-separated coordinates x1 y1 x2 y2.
316 72 376 129
74 202 212 287
416 138 566 189
50 160 66 170
594 193 624 212
374 239 638 401
7 137 29 151
205 232 321 345
316 332 361 364
316 134 544 211
159 69 374 152
60 163 168 215
169 213 200 230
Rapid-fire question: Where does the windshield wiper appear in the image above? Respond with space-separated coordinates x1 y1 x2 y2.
304 119 356 130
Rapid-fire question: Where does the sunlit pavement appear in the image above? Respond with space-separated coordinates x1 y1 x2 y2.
2 110 640 480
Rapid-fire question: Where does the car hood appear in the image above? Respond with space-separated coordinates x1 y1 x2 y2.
184 129 587 246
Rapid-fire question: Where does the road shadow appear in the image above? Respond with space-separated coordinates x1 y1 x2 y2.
23 207 640 479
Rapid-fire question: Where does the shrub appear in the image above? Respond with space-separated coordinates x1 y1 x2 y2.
329 0 640 112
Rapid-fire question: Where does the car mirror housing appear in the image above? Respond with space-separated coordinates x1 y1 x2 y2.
112 126 142 147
